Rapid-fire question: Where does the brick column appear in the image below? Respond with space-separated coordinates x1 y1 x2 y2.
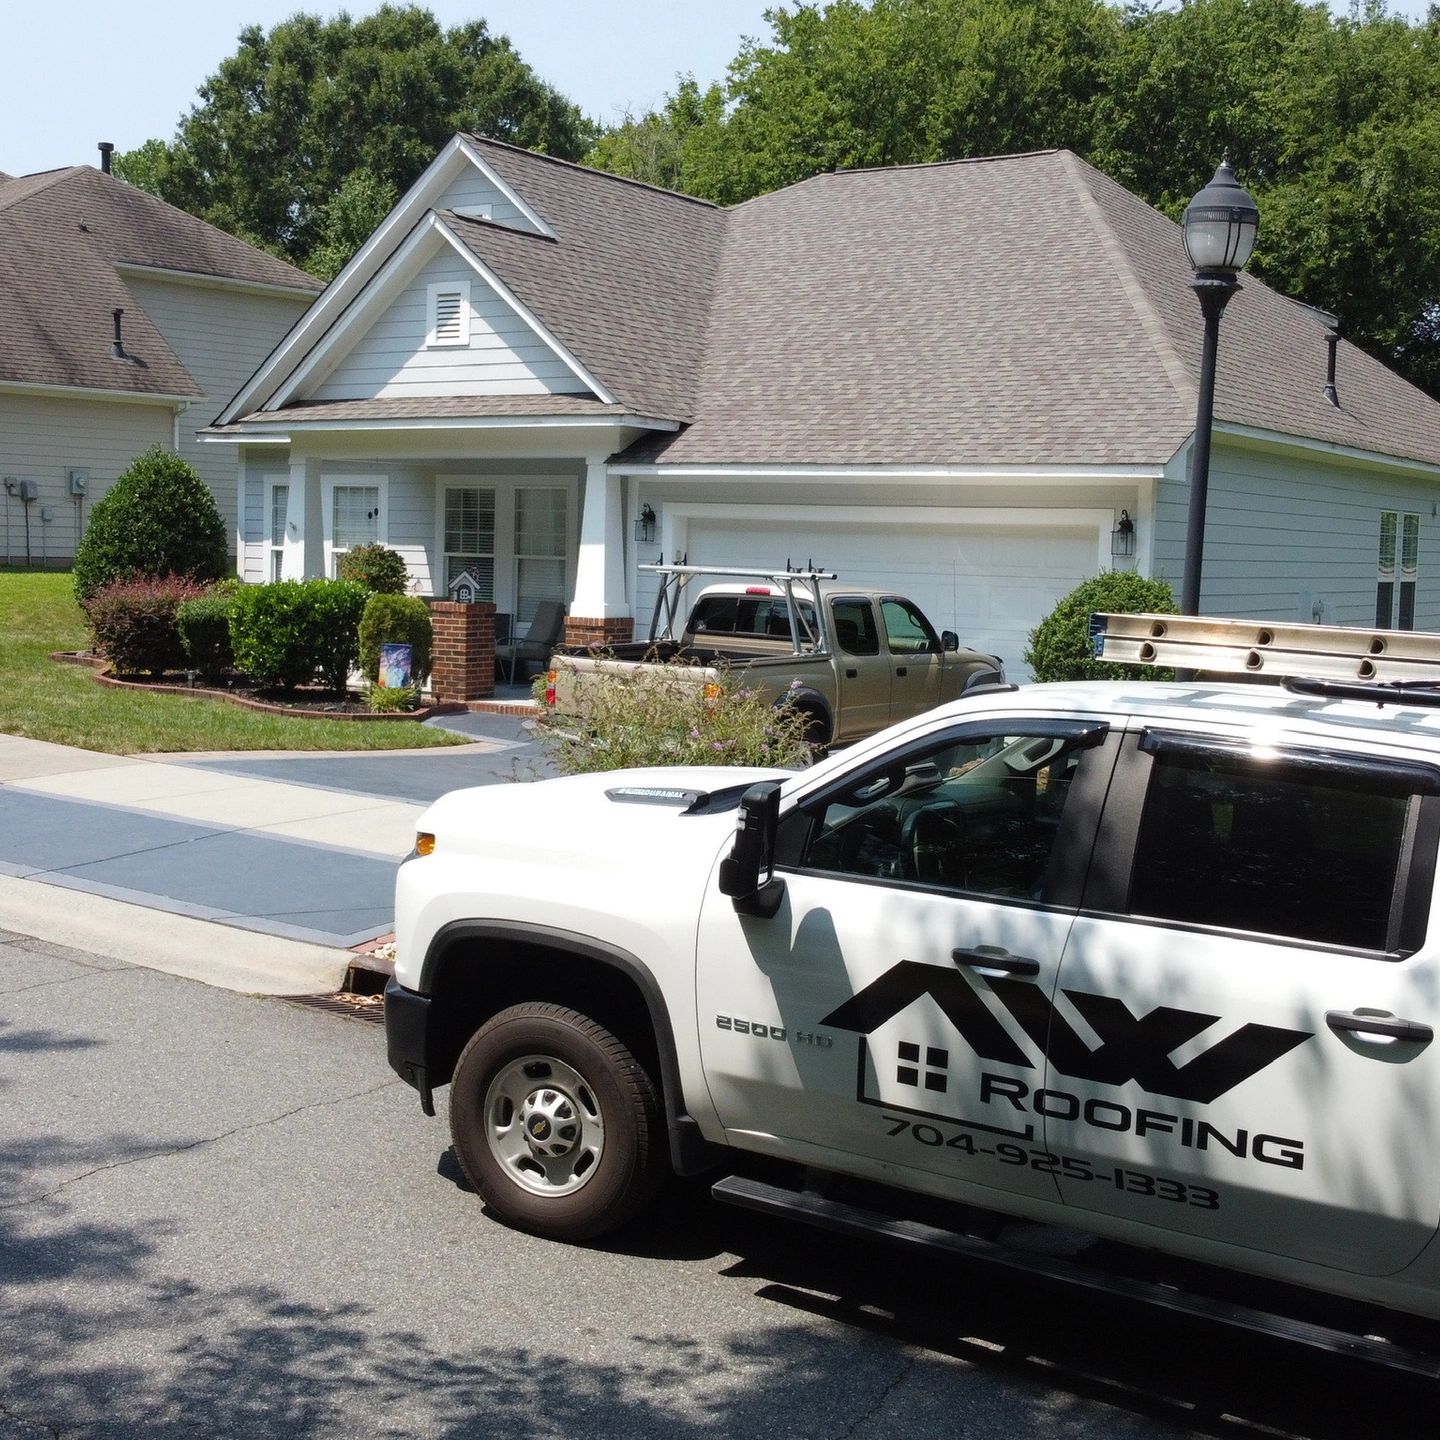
429 600 495 701
563 616 635 648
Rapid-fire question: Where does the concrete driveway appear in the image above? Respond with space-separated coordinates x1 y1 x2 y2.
0 714 541 950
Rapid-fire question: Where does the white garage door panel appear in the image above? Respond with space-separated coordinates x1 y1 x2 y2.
683 517 1097 681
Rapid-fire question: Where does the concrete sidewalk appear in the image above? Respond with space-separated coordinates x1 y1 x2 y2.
0 721 537 966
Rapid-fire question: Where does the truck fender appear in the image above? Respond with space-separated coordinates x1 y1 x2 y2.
419 919 714 1176
781 686 833 747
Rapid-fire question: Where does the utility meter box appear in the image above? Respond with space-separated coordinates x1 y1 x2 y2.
18 478 39 501
67 469 89 495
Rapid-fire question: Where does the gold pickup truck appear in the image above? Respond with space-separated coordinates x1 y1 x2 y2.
546 565 1004 748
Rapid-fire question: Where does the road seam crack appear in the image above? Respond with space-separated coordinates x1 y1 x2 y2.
0 1077 400 1212
835 1352 918 1439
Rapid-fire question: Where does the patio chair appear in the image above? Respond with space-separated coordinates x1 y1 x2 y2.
496 599 567 684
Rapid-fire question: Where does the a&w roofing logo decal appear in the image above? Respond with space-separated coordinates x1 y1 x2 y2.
820 961 1311 1104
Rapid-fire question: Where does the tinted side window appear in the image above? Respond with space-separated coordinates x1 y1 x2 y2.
831 598 879 655
1129 751 1414 949
881 598 939 654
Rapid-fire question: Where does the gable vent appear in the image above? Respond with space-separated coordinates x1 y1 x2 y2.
427 281 471 347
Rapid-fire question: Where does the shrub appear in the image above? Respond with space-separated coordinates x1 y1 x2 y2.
530 659 813 775
1024 571 1179 683
358 594 433 687
176 590 236 679
229 578 368 692
338 543 409 595
72 446 227 603
366 682 418 713
83 575 206 677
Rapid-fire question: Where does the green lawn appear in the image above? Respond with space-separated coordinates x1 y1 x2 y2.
0 571 465 754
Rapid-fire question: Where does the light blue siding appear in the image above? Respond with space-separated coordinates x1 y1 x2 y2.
436 169 538 231
306 254 587 402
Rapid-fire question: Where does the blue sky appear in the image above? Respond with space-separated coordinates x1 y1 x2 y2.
2 1 1433 178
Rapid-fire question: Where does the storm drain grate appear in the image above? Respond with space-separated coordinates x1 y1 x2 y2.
280 993 385 1025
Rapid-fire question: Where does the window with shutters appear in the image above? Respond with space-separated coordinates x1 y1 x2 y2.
426 281 470 348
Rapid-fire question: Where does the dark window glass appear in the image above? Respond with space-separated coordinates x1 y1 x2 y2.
881 598 939 654
1130 752 1412 949
803 730 1084 899
831 597 880 655
1400 581 1417 631
1376 580 1395 629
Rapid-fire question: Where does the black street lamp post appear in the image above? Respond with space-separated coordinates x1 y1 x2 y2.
1180 159 1259 618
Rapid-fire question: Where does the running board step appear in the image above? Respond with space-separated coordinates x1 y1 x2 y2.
711 1174 1440 1379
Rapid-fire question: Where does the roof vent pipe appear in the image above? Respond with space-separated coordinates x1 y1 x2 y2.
1323 328 1340 408
110 308 126 360
98 142 114 174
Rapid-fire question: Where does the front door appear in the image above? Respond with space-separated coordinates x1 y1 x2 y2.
696 715 1115 1205
881 597 945 721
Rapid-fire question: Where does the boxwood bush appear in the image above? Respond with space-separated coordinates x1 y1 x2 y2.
83 576 207 677
176 589 237 679
1024 571 1178 682
229 578 368 692
338 543 409 595
72 447 227 603
358 593 433 687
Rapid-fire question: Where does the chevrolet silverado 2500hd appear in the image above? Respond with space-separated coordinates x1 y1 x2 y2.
386 613 1440 1331
546 564 1003 748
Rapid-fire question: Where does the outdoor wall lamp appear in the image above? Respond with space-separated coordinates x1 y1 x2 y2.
1112 509 1136 559
634 502 657 543
1180 157 1259 618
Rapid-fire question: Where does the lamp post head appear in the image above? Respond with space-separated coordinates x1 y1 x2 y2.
1183 158 1260 278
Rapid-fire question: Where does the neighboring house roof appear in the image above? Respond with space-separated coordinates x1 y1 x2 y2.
0 166 322 400
220 136 1440 473
214 394 631 429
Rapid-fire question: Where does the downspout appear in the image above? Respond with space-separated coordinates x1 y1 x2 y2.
173 400 190 453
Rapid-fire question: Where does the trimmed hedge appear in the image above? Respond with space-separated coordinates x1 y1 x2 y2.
358 593 433 687
338 543 409 595
1024 571 1178 682
83 575 207 677
176 591 236 679
72 447 227 603
229 578 368 692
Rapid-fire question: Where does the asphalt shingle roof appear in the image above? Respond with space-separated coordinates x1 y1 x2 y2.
217 394 628 428
0 166 321 399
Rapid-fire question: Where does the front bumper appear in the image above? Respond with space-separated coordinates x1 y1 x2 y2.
384 976 436 1115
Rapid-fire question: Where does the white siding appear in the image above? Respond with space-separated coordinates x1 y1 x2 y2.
1153 441 1440 631
436 170 539 231
0 392 171 566
305 254 587 402
126 276 314 542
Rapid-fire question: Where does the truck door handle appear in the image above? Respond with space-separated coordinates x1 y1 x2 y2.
1325 1011 1434 1044
896 666 908 676
845 667 858 678
953 946 1040 978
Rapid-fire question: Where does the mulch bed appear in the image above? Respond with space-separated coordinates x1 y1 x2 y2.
53 652 466 722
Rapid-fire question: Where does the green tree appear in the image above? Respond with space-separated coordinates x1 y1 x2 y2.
584 77 729 196
117 5 591 273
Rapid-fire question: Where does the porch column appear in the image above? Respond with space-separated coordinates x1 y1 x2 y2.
565 456 633 647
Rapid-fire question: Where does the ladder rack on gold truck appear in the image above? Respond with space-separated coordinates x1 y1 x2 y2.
1092 612 1440 704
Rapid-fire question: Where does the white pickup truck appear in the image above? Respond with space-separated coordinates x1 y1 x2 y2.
545 564 1003 749
386 613 1440 1354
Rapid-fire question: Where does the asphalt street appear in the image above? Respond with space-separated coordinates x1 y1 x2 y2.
2 926 1435 1440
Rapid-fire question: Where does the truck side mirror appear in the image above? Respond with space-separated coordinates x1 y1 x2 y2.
718 780 785 917
941 630 959 652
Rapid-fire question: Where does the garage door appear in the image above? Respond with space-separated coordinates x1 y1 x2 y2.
678 514 1101 681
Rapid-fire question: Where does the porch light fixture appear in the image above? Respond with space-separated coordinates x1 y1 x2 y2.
1111 509 1136 559
1180 157 1259 619
634 503 657 543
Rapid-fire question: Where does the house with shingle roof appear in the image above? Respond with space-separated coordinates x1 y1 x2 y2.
0 153 322 568
211 135 1440 675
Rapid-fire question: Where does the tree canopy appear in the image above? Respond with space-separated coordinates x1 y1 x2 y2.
116 5 590 278
585 0 1440 398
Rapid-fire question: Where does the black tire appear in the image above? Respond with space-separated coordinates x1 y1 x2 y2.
449 1002 665 1242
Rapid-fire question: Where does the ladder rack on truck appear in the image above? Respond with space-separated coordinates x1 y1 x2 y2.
639 563 837 652
1093 612 1440 696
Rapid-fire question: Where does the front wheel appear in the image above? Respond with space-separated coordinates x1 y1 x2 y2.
449 1003 665 1241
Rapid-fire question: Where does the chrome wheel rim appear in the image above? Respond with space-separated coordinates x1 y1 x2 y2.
484 1054 605 1198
